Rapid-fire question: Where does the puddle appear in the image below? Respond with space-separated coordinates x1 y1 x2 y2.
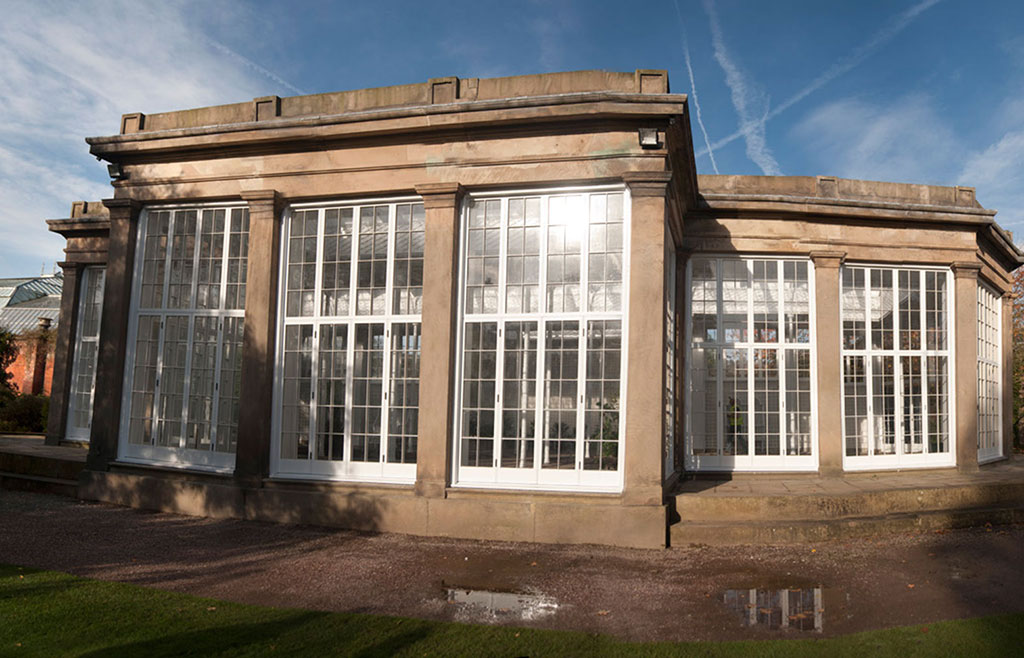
445 587 559 623
722 587 825 632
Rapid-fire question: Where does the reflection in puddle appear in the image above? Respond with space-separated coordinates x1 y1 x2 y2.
446 587 559 622
723 588 824 632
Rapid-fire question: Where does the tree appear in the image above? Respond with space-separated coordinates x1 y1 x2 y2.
1014 268 1024 450
0 328 17 394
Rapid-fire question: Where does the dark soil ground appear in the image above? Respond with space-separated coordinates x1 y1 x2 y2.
1 490 1021 642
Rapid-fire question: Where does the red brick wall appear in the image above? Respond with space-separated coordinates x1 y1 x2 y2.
4 336 55 396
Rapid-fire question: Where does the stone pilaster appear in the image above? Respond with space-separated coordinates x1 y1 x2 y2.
413 183 465 498
810 251 845 476
234 190 284 485
622 171 672 505
87 199 141 471
952 262 982 473
45 263 83 445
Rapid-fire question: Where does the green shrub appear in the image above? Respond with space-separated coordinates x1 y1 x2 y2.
0 393 49 433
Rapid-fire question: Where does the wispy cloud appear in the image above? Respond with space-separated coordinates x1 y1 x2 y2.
792 93 960 183
702 0 781 175
960 130 1024 232
698 0 942 158
674 0 718 174
0 0 296 276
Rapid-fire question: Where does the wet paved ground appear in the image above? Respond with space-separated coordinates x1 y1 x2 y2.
1 489 1023 642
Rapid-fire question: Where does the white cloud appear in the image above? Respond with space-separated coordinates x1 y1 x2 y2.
674 0 718 174
702 0 781 175
960 130 1024 234
792 93 961 184
0 0 298 276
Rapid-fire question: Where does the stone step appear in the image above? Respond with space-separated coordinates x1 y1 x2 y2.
0 452 85 481
670 505 1024 546
673 482 1024 522
0 471 78 497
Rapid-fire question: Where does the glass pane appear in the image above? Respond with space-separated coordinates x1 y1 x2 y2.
721 260 749 343
586 192 624 312
280 324 313 459
321 207 353 316
460 322 497 466
286 210 318 318
542 320 578 469
584 320 620 470
899 270 921 350
871 355 896 455
546 195 583 313
691 259 718 343
140 211 169 309
783 261 809 343
465 200 500 314
81 268 105 339
869 269 894 350
392 203 425 315
316 324 348 461
505 197 542 314
224 208 250 310
167 210 197 309
501 321 538 468
722 348 747 456
842 268 865 350
925 271 946 350
901 355 923 454
784 349 812 456
216 317 244 453
195 209 224 310
843 355 868 456
690 346 718 456
388 323 421 464
927 355 948 453
752 260 778 343
128 315 161 445
68 268 106 435
351 323 384 461
185 316 218 450
156 316 189 448
356 206 390 316
753 348 780 456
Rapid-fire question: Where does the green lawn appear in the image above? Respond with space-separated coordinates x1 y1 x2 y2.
0 564 1021 657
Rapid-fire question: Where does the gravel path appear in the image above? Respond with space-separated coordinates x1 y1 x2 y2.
1 490 1022 642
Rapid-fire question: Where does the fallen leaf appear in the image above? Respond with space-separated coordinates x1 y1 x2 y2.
514 633 520 638
596 610 610 616
811 549 816 553
207 606 217 611
907 584 915 589
921 627 929 633
530 561 538 567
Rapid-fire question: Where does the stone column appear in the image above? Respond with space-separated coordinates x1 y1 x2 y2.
810 251 845 477
1001 292 1014 459
234 190 284 486
87 199 141 471
952 262 981 474
413 183 464 498
45 263 82 445
622 171 671 506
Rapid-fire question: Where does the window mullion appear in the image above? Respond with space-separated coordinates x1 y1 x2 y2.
716 259 724 458
218 210 231 311
575 320 586 475
210 318 226 453
344 320 355 472
534 318 545 480
188 211 202 312
179 315 196 451
151 316 167 448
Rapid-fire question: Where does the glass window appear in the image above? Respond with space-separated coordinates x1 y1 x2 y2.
455 189 626 490
977 284 1002 461
121 206 249 469
65 267 106 441
685 257 815 471
841 266 951 467
275 200 423 482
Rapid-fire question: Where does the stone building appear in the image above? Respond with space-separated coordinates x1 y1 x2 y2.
43 70 1022 548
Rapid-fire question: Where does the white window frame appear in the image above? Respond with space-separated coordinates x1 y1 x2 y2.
683 255 819 472
65 266 105 442
451 185 629 493
270 196 423 483
840 264 956 471
118 203 248 473
977 281 1003 464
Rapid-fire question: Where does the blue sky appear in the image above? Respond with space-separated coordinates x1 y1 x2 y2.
2 0 1023 277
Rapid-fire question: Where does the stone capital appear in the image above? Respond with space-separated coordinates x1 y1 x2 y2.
622 171 672 197
240 189 285 216
101 198 142 219
809 250 845 268
415 182 465 209
951 261 982 279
